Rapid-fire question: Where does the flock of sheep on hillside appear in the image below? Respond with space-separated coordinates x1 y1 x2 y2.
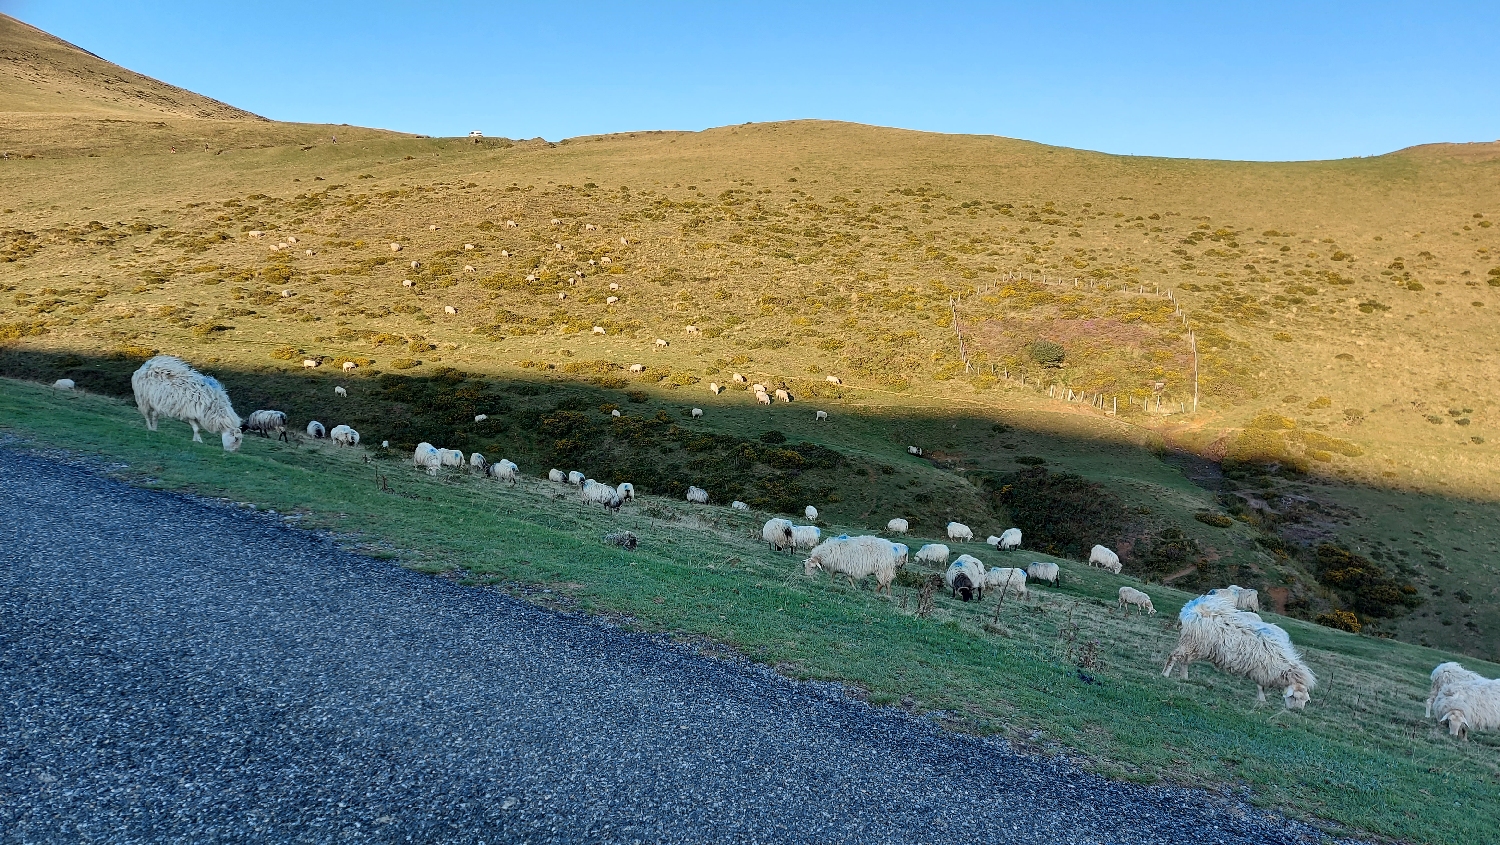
111 355 1500 737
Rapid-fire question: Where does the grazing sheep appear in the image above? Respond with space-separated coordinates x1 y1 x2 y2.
947 521 974 542
464 265 475 273
709 383 722 394
1089 544 1122 574
330 424 360 446
685 325 700 335
826 376 843 385
985 567 1028 601
805 534 900 594
1431 678 1500 740
763 518 795 551
1118 586 1156 615
692 408 703 418
402 280 414 288
470 452 489 472
915 543 950 566
582 479 624 511
907 446 923 456
382 441 389 449
130 356 243 452
655 339 669 347
334 386 347 397
609 282 620 290
390 242 401 251
815 410 828 421
592 326 606 335
1163 594 1316 710
604 531 637 550
889 542 910 567
507 220 518 228
303 359 320 368
1427 663 1489 718
998 528 1022 550
413 442 442 475
474 414 488 422
732 500 749 510
611 410 621 417
548 468 566 483
437 448 465 469
53 378 75 390
732 373 746 383
774 388 792 403
464 243 475 250
243 410 289 441
945 555 986 602
751 383 766 394
306 420 327 439
805 505 819 521
629 364 645 373
444 306 458 315
886 518 909 535
615 482 635 501
986 535 1003 547
342 361 357 371
755 392 772 406
568 470 585 486
1026 561 1060 586
790 524 821 551
1210 585 1261 612
686 485 708 504
489 459 519 484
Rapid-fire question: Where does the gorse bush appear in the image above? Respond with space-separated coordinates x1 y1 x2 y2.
984 467 1131 560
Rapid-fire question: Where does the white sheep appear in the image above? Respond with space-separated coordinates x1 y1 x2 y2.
402 280 414 288
886 518 909 535
413 442 442 475
804 505 818 521
945 555 986 602
611 410 621 417
568 470 585 486
692 408 703 418
986 535 1003 547
53 378 75 390
335 386 347 397
998 528 1022 550
464 265 475 273
629 364 645 373
615 482 635 501
474 414 488 422
606 296 619 305
582 479 623 511
709 383 722 394
889 542 910 567
815 410 828 421
330 424 360 446
732 500 749 510
444 306 458 315
685 325 700 335
464 243 475 250
1118 586 1155 615
732 373 746 383
609 282 620 290
907 446 923 456
1427 663 1489 718
306 420 327 439
826 376 843 385
755 392 772 406
506 220 517 227
1210 585 1260 612
390 242 401 251
548 468 566 483
470 452 489 472
915 543 950 566
593 326 606 335
751 383 766 393
342 361 357 371
1089 544 1122 574
1026 561 1060 586
985 567 1028 601
243 410 289 442
303 359 320 368
774 388 792 403
130 356 243 452
686 485 708 504
1163 595 1316 710
655 339 669 347
762 517 795 552
1431 678 1500 740
438 448 465 469
489 459 519 484
804 534 900 595
947 521 974 542
790 524 821 551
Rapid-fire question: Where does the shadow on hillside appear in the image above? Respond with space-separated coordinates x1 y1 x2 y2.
5 345 1494 659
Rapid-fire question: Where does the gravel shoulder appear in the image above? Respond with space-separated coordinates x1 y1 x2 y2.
0 447 1353 844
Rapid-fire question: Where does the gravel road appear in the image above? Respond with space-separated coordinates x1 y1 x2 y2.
0 448 1350 844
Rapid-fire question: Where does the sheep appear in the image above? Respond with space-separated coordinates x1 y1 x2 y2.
984 567 1028 601
568 470 585 486
307 420 327 439
1026 561 1060 586
609 283 620 291
889 542 910 567
986 535 1003 547
1089 544 1122 574
444 306 458 315
402 280 414 288
629 364 645 373
1427 662 1489 718
815 410 828 421
413 442 442 475
1431 678 1500 740
732 500 749 510
907 446 923 456
303 359 320 368
411 261 421 270
342 361 357 371
804 534 900 594
390 242 401 251
243 410 289 441
709 383 722 395
611 410 621 417
998 528 1022 550
607 296 619 305
691 408 703 418
464 265 475 273
490 459 519 484
604 531 637 550
886 518 909 535
506 220 517 228
774 388 792 403
732 373 746 383
945 555 986 602
762 518 795 551
335 386 347 397
548 468 566 483
1210 585 1261 612
655 339 669 348
474 414 488 422
330 424 360 446
615 482 635 501
130 356 243 452
470 452 489 472
915 543 950 566
805 505 819 521
1163 594 1316 710
582 479 624 511
1118 586 1155 615
593 326 606 335
790 524 821 551
751 383 767 394
53 378 75 390
755 392 772 406
381 441 389 449
464 243 475 250
438 448 465 469
685 325 700 335
947 521 974 542
826 376 843 385
686 485 708 504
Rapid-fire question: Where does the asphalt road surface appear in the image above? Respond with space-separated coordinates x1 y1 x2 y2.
0 448 1351 844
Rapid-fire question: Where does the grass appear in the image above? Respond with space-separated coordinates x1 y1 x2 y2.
5 376 1499 845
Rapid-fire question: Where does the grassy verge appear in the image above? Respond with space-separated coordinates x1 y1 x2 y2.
4 377 1498 844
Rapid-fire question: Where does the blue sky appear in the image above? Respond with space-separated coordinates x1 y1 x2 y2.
8 1 1498 161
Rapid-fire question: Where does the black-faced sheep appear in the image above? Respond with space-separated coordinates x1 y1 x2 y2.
615 482 634 501
489 459 519 484
1163 594 1315 710
945 555 986 602
548 468 566 483
582 479 623 511
762 518 795 552
307 420 327 439
130 355 243 452
568 470 585 487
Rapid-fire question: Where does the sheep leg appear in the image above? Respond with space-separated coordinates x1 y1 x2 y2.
145 410 157 431
1255 686 1267 706
189 421 203 443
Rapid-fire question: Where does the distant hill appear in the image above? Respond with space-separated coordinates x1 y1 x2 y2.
0 13 262 120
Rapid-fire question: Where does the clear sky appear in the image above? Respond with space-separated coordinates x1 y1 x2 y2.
8 1 1499 161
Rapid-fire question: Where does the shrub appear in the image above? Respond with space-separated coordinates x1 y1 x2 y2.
1316 610 1362 633
1193 511 1234 528
1133 526 1202 579
269 345 301 360
983 468 1131 560
1314 544 1421 618
1027 340 1065 367
759 430 787 444
626 390 647 403
390 358 421 370
1015 455 1046 466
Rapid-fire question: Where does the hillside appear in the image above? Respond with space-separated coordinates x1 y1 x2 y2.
1 16 1498 663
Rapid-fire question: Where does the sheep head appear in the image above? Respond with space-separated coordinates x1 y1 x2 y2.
1282 684 1311 711
953 574 975 602
803 556 822 577
221 428 243 452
